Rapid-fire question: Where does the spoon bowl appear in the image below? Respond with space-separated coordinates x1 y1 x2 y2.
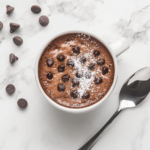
119 67 150 109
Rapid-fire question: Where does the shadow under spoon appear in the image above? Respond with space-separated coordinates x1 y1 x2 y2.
79 67 150 150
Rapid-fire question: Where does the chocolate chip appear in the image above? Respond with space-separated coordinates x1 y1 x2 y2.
47 58 54 67
94 77 103 85
62 74 70 82
57 84 66 92
6 84 15 94
39 15 49 26
66 59 74 67
93 50 100 57
72 78 79 87
72 46 80 54
31 5 41 14
80 56 86 64
49 44 53 48
9 53 18 64
88 63 95 70
102 66 108 75
85 72 92 79
0 22 3 30
82 92 90 99
57 54 65 62
17 98 28 108
47 72 53 80
6 5 14 14
76 72 83 78
58 65 65 72
13 36 23 46
66 38 70 42
97 59 105 66
71 91 79 99
10 23 20 33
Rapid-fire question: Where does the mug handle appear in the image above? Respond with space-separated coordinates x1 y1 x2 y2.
110 38 130 57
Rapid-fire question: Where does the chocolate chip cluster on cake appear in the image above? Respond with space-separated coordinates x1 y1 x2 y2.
39 33 114 108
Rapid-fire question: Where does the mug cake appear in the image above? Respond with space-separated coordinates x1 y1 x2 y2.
38 33 114 108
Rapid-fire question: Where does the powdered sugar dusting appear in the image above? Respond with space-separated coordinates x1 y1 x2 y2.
70 33 104 97
73 58 95 97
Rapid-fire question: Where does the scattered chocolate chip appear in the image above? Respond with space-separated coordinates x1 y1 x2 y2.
13 36 23 46
0 22 3 30
72 78 79 87
93 50 100 57
47 72 53 80
31 5 41 14
6 84 15 94
94 77 103 85
82 92 90 99
85 72 92 79
80 56 86 64
62 74 70 82
71 91 79 99
102 66 108 75
39 15 49 26
17 98 28 108
9 53 18 64
97 59 105 66
57 54 65 62
76 72 83 78
47 58 54 67
88 63 95 70
57 84 66 92
66 59 74 67
10 23 20 33
58 65 65 72
72 46 80 54
6 5 14 14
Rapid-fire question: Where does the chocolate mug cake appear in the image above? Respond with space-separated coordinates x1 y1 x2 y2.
38 33 114 108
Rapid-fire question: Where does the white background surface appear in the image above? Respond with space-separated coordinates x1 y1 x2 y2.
0 0 150 150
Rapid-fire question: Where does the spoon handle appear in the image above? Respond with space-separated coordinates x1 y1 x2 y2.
78 108 123 150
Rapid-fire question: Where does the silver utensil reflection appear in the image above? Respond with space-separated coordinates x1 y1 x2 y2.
79 67 150 150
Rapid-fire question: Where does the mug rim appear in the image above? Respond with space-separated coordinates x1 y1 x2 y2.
35 30 118 113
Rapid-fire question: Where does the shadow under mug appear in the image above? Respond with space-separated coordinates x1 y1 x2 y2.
35 30 130 114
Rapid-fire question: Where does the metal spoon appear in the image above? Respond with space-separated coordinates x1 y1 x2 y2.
79 67 150 150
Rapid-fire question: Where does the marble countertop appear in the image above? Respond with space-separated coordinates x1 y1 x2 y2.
1 0 150 150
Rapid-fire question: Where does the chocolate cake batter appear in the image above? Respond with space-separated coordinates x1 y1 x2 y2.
38 33 114 108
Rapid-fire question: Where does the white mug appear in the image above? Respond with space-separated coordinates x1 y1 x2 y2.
35 30 130 113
